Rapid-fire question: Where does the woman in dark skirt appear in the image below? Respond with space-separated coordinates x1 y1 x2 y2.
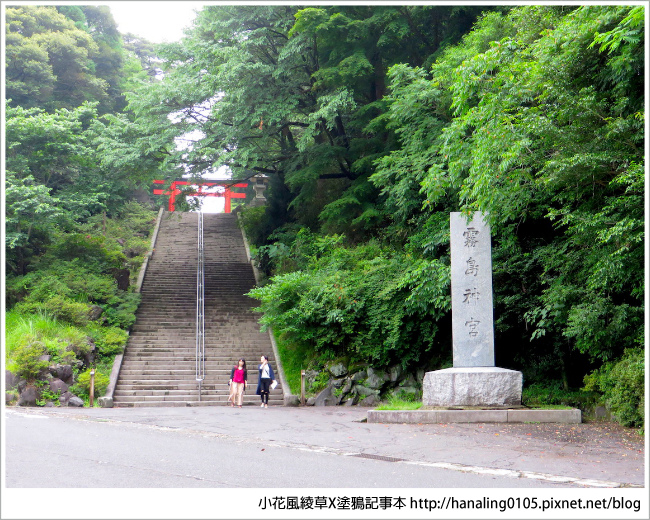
256 355 275 408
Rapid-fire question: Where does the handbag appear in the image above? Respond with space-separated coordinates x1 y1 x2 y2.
271 380 278 390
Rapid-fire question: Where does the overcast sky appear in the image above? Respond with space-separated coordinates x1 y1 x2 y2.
104 2 228 211
105 1 206 43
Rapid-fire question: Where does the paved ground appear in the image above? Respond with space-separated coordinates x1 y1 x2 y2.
5 404 645 488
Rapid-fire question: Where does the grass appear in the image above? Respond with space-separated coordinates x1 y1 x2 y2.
526 404 575 410
273 330 310 395
5 309 65 357
6 309 123 392
376 397 423 411
522 382 600 409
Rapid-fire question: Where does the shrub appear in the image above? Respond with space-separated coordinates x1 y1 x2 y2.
7 341 48 381
5 309 58 357
238 204 268 247
17 295 90 326
584 347 645 428
5 309 88 365
43 337 73 363
71 368 110 399
247 239 450 369
49 233 126 273
116 201 157 236
102 292 140 328
92 326 128 357
20 273 72 302
36 387 63 406
522 381 599 409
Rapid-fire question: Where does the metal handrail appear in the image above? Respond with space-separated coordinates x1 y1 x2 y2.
195 211 205 400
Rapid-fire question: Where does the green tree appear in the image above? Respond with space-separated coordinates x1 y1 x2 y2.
5 6 110 111
122 5 490 241
372 5 643 387
5 172 63 275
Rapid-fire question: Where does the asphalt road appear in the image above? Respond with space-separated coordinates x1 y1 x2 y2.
3 406 647 519
6 409 572 488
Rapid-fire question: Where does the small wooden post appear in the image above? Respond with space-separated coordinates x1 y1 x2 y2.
89 369 95 407
300 370 306 406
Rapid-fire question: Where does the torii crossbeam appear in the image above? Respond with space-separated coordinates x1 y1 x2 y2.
153 179 248 212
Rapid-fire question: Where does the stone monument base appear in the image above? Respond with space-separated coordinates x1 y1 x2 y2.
423 367 522 407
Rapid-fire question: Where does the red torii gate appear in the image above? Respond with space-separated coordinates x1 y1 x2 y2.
153 179 248 212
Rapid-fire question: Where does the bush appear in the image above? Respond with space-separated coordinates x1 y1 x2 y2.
17 295 90 326
7 341 48 381
102 292 140 328
5 309 58 357
238 204 268 247
584 347 645 428
5 309 88 364
522 381 599 409
116 201 157 236
71 368 110 399
19 273 72 302
49 233 126 273
92 326 128 357
43 337 78 365
247 238 450 369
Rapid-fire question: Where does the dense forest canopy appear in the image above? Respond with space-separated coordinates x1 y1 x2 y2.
4 4 645 426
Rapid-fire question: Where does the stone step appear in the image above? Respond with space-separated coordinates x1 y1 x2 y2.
112 394 283 402
123 342 269 348
114 399 283 408
114 387 283 396
123 348 272 354
123 347 273 353
114 212 278 408
119 363 272 371
114 381 246 388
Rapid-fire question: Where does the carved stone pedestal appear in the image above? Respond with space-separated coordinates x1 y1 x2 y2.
423 367 522 407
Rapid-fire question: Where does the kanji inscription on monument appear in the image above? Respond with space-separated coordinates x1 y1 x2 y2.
450 212 495 367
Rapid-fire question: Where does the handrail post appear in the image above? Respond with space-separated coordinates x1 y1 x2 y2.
196 211 205 402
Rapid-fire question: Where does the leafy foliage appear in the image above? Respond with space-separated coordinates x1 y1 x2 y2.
89 325 128 357
6 5 126 113
584 347 645 428
249 232 450 368
240 5 644 426
71 369 111 399
7 341 49 382
5 4 643 426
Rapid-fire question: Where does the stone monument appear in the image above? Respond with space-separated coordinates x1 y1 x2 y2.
423 212 522 407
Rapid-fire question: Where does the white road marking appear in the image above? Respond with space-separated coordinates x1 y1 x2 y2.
5 410 49 420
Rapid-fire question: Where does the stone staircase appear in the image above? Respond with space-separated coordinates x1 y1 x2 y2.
113 212 283 407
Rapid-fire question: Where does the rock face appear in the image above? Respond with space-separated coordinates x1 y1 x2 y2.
328 363 347 378
88 305 104 322
49 378 69 395
422 367 522 407
313 386 335 406
59 391 74 406
68 396 85 407
49 364 74 385
359 394 380 407
18 386 39 406
7 367 84 408
303 362 421 407
365 368 389 390
6 370 21 390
